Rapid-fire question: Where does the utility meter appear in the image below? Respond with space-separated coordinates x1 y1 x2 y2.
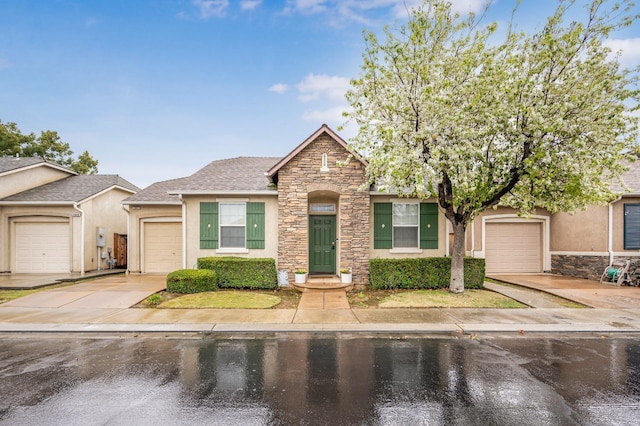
96 227 106 247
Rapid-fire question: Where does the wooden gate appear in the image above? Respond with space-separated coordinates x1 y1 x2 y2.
113 233 127 269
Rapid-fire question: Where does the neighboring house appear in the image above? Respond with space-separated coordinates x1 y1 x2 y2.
467 163 640 280
123 124 639 284
0 157 139 274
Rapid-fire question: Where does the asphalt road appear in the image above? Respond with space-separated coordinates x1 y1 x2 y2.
0 334 638 425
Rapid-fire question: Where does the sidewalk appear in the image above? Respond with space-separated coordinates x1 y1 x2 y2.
0 273 639 335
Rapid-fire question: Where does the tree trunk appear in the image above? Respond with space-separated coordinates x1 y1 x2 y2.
450 220 466 293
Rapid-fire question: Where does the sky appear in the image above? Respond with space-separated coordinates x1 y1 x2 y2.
1 0 639 189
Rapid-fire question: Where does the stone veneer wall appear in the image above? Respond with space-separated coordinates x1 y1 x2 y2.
276 133 370 287
551 255 610 281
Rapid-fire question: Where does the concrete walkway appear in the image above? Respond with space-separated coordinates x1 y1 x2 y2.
0 273 639 335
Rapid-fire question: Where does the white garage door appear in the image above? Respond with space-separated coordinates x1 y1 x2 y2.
485 222 542 274
144 222 182 273
15 222 70 273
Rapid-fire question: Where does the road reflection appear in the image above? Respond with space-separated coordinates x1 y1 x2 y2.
0 336 638 425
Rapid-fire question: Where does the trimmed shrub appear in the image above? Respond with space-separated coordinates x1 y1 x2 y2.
166 269 217 294
369 257 485 290
197 257 278 290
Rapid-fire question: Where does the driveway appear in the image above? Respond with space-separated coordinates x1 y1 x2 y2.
1 275 166 309
489 274 640 309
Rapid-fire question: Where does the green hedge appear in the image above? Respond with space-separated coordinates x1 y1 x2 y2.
166 269 217 294
197 257 278 289
369 257 485 290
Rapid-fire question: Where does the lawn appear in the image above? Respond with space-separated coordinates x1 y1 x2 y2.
348 289 526 309
142 289 301 309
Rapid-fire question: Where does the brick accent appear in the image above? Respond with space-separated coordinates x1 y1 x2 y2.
276 133 370 287
551 255 609 281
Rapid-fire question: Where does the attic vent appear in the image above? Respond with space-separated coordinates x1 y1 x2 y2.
321 153 329 172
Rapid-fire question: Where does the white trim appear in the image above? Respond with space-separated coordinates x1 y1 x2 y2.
180 195 187 270
0 161 76 177
390 248 423 254
122 201 183 206
216 248 249 254
73 204 85 276
477 214 551 271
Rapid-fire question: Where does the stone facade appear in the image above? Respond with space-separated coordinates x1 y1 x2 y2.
551 255 609 281
276 132 370 287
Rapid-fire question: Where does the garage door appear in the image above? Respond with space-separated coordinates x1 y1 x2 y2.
144 222 182 273
485 222 542 273
15 222 70 273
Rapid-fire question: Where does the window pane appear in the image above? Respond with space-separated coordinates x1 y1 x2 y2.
394 226 418 248
393 204 418 226
220 227 245 248
220 204 245 226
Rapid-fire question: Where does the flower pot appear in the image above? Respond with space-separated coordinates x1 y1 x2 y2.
341 272 352 284
295 273 307 284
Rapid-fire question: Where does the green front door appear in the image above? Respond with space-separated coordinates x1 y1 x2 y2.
309 215 336 274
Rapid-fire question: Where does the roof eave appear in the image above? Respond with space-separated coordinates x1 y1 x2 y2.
167 190 277 196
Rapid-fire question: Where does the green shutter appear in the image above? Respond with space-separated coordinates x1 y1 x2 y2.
420 202 438 249
200 202 218 249
246 202 265 249
374 203 392 249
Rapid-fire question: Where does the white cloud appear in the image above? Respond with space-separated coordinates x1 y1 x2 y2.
193 0 229 19
269 83 289 94
241 0 262 11
604 38 640 69
296 73 350 102
302 105 350 125
284 0 328 15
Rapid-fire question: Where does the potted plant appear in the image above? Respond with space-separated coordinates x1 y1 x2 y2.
340 267 352 284
295 269 307 284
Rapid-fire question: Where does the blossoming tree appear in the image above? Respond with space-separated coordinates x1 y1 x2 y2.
345 0 638 292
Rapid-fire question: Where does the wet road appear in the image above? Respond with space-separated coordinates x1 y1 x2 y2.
0 334 639 425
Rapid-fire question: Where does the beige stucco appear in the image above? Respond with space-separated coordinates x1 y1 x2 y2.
0 164 72 199
184 195 279 267
368 195 447 259
550 205 608 252
0 188 132 273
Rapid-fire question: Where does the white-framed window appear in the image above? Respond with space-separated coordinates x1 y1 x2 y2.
393 203 419 248
219 203 246 248
310 203 336 213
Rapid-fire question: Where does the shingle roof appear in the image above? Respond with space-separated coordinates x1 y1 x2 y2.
618 161 640 194
124 157 281 204
0 156 74 175
174 157 281 193
122 177 186 204
0 175 139 203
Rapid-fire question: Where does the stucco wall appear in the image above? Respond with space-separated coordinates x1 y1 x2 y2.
0 165 71 199
550 205 608 252
184 195 279 268
276 132 370 286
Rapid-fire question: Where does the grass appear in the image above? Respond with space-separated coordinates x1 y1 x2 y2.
348 288 526 308
143 289 301 309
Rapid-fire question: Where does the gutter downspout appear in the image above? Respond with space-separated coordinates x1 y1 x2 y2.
609 197 622 266
73 203 85 277
121 204 130 275
179 194 187 269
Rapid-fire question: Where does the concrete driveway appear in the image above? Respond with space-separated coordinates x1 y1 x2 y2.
489 274 640 309
1 274 166 309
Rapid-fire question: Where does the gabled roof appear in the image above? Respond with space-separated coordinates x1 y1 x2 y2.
168 157 281 195
0 175 139 204
0 156 76 176
266 124 367 178
122 177 187 205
